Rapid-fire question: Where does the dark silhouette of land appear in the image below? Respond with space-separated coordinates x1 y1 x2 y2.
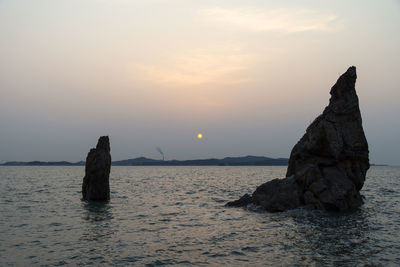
0 155 288 166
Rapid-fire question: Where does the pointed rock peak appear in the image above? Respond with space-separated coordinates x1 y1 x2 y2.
330 66 357 100
96 136 110 152
346 65 357 76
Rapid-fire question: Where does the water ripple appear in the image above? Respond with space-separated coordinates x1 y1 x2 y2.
0 166 399 266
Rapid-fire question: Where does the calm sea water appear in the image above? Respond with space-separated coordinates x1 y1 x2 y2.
0 166 399 266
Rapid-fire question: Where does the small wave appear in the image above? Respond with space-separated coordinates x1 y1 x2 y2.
160 212 180 216
211 197 226 203
231 250 245 256
208 253 228 258
119 256 144 263
17 205 31 210
13 223 29 228
241 246 259 252
145 259 177 266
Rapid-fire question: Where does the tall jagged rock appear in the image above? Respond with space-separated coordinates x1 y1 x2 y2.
226 66 369 212
82 136 111 201
287 66 369 210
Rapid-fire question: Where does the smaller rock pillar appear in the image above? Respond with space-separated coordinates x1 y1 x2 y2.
82 136 111 201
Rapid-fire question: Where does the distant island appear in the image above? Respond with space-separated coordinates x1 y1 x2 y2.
0 155 289 166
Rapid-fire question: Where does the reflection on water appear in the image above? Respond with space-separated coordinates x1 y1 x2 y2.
0 166 399 266
81 202 114 241
288 210 371 266
82 202 113 222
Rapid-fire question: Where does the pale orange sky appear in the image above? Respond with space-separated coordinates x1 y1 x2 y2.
0 0 399 164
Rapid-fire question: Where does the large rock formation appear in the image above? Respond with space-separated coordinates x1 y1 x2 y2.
82 136 112 201
226 66 369 212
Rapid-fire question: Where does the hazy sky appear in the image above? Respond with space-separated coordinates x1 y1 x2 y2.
1 0 399 165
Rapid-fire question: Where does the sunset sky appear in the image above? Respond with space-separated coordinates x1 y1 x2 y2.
1 0 399 165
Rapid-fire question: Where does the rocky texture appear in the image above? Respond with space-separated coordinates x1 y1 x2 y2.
225 193 252 208
82 136 111 201
226 66 369 212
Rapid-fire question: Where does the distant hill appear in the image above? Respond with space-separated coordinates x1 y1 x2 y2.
113 156 288 166
1 161 85 166
0 156 288 166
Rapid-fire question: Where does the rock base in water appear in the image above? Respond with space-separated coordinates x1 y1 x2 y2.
226 66 369 212
82 136 112 201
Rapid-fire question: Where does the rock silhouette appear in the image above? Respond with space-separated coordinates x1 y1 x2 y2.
82 136 111 201
226 66 369 211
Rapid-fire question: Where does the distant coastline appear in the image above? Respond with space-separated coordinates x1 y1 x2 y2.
0 156 289 166
0 157 390 167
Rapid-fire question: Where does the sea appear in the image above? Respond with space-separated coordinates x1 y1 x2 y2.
0 166 399 266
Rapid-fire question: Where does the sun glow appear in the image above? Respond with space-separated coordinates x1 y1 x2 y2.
197 133 203 139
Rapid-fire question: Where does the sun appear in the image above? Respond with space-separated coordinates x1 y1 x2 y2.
197 133 203 139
